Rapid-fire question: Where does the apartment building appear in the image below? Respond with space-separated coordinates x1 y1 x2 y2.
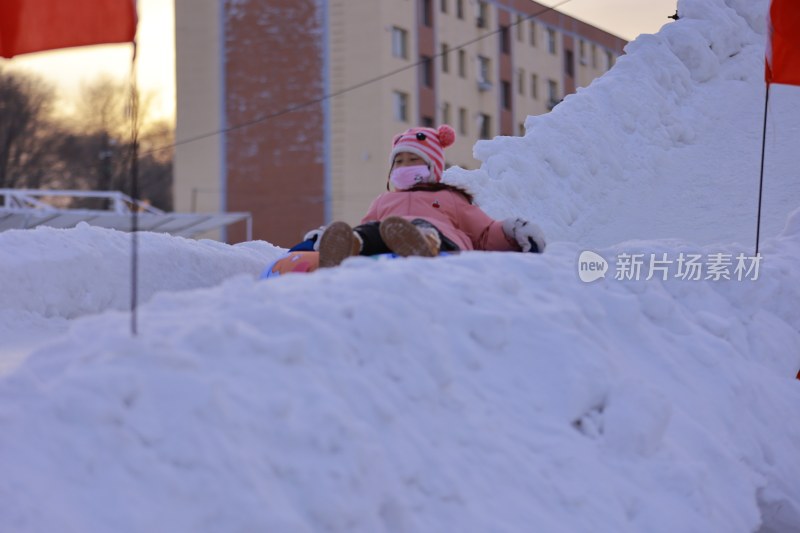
174 0 626 246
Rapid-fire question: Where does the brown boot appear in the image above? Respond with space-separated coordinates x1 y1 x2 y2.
418 226 442 255
379 216 439 257
318 221 361 268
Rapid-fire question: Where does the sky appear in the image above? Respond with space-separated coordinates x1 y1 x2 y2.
3 0 175 121
1 0 677 122
1 0 799 529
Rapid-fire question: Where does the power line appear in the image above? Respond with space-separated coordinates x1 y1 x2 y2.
142 0 574 157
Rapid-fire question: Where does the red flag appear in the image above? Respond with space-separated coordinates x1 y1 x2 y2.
766 0 800 85
0 0 137 59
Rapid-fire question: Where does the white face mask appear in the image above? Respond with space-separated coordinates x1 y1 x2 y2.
389 165 432 190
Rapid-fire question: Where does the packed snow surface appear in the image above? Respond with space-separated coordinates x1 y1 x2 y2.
1 1 799 532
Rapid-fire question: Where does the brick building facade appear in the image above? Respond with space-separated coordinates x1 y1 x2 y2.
174 0 626 246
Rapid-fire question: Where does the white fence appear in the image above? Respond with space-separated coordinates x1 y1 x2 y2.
0 189 252 240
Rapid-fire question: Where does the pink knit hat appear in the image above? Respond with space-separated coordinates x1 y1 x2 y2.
389 124 456 182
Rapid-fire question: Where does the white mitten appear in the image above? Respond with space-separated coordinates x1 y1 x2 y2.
502 217 546 253
303 225 327 251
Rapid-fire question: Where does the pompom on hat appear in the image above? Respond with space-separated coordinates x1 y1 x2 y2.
389 124 455 182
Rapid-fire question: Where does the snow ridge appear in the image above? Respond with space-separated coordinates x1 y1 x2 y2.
1 0 799 532
447 0 798 249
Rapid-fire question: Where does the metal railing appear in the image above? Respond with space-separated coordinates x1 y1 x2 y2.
0 189 165 214
0 188 253 240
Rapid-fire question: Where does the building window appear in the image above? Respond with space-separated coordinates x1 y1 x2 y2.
456 0 464 19
501 80 511 110
547 28 556 54
420 55 434 87
518 122 525 136
440 0 447 14
442 101 451 125
516 15 524 41
547 79 559 108
421 0 433 27
458 49 467 78
529 21 536 46
531 73 538 99
476 1 488 28
393 91 409 122
422 116 435 127
579 40 587 65
392 27 408 59
606 50 614 70
592 44 598 68
441 43 450 73
517 68 525 95
477 55 491 84
565 49 574 77
478 113 492 139
500 25 510 54
458 107 468 135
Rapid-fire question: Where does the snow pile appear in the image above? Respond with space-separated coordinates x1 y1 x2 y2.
1 0 800 532
0 222 282 320
447 0 799 248
1 214 799 532
0 223 281 371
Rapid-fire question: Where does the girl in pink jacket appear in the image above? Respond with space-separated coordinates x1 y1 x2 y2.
307 124 546 267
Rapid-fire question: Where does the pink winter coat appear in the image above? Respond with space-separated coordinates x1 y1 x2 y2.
362 188 519 251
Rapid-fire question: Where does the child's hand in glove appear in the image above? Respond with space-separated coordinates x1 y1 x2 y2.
502 218 546 253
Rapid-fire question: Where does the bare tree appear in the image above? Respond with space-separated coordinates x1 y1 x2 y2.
137 119 174 210
62 76 174 210
0 68 62 190
0 70 174 211
66 76 141 193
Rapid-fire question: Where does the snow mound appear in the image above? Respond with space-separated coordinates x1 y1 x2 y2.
446 0 799 249
1 218 799 532
0 222 282 319
1 0 799 532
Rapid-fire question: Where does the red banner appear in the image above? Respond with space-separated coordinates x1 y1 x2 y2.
766 0 800 85
0 0 137 59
